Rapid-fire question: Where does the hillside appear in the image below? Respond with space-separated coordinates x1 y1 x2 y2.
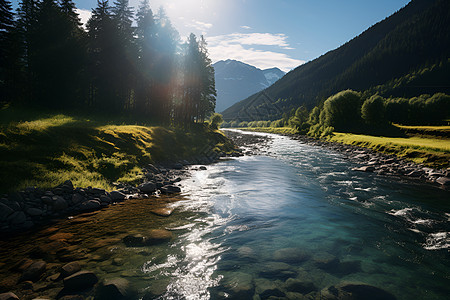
213 60 284 112
222 0 450 121
0 108 234 192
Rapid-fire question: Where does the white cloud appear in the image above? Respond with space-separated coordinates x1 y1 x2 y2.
185 19 213 32
76 9 92 29
241 25 252 30
206 33 305 72
208 32 290 47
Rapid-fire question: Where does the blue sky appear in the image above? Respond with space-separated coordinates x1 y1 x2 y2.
11 0 410 71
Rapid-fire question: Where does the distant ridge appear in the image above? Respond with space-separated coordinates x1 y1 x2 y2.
222 0 450 121
213 60 284 112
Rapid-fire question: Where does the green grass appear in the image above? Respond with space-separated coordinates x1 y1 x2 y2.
239 127 299 135
394 124 450 137
329 132 450 168
0 108 234 193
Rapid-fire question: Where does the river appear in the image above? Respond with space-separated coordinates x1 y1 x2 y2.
0 130 449 299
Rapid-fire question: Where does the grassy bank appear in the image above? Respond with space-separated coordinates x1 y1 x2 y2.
233 125 450 169
0 109 234 193
328 132 450 168
239 127 299 135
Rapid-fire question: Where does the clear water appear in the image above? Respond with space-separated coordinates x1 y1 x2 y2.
158 130 450 299
0 130 449 299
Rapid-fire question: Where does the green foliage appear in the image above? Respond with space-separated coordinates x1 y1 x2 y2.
361 95 386 124
270 119 284 127
209 113 223 130
321 90 362 131
288 106 308 129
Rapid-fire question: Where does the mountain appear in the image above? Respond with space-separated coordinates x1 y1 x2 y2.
222 0 450 121
213 60 284 112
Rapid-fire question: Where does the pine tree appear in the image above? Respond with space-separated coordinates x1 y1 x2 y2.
112 0 135 111
198 35 216 121
135 0 155 115
87 0 117 110
0 0 14 102
151 7 179 123
16 0 39 103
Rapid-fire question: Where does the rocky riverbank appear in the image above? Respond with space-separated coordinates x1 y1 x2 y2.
0 146 241 235
224 129 450 189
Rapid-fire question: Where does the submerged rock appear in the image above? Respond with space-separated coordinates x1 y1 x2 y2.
284 278 317 294
150 208 174 217
122 234 146 247
320 283 396 300
273 247 309 264
60 262 81 278
63 271 98 291
20 260 46 282
96 278 134 300
0 292 19 300
145 229 173 245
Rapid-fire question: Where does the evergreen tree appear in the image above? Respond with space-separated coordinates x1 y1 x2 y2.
198 35 216 121
87 0 117 110
135 0 155 114
0 0 14 102
152 7 178 123
112 0 135 111
16 0 39 103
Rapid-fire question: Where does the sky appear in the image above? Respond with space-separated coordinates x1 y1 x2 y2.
11 0 411 72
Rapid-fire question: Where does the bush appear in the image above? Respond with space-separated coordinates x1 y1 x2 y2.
270 119 284 127
209 113 223 130
362 95 386 124
322 90 362 131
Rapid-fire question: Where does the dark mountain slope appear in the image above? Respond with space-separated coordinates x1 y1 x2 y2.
223 0 450 121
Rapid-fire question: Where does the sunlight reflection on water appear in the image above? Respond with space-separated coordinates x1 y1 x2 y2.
158 130 449 299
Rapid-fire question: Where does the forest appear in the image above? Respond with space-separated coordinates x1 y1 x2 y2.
0 0 216 125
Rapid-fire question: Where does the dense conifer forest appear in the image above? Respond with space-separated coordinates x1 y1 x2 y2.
0 0 216 125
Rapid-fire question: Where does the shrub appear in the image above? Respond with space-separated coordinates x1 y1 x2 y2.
209 113 223 130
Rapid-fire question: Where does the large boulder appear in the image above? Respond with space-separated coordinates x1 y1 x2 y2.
26 208 44 217
109 191 126 201
7 211 26 225
138 182 157 194
160 185 181 194
0 203 14 221
52 196 69 212
63 271 98 291
79 200 101 211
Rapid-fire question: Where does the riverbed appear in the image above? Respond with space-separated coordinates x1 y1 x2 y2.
0 130 449 299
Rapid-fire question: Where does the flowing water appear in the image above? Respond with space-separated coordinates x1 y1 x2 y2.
0 130 449 299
